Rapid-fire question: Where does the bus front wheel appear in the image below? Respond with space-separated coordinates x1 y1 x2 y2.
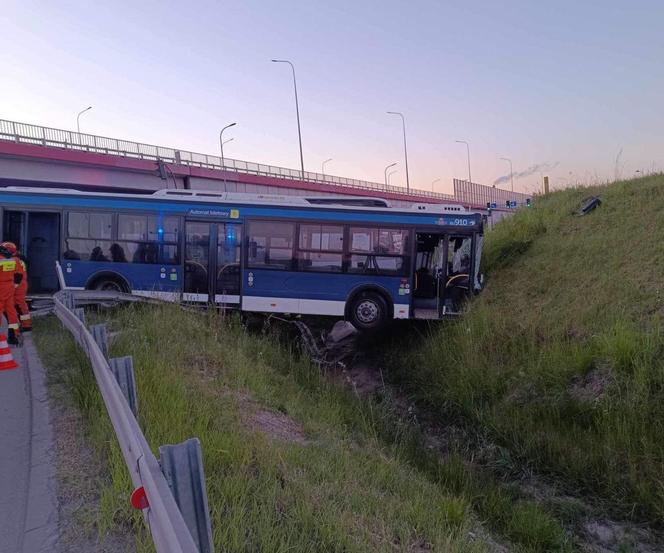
348 292 387 331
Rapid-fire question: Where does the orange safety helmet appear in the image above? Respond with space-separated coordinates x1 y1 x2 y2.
0 242 17 255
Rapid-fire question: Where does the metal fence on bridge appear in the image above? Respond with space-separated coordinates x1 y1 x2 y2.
453 179 531 206
0 119 528 208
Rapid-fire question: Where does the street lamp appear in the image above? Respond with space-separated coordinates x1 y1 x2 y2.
387 111 410 191
272 59 305 177
387 169 399 186
455 140 472 184
219 123 237 168
322 158 332 176
384 162 398 188
76 106 92 135
500 157 514 191
431 177 441 192
222 138 234 147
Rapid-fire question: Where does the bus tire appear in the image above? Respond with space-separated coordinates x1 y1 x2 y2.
89 275 129 293
348 291 388 331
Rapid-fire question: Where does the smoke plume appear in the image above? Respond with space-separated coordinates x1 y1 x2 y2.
493 161 560 186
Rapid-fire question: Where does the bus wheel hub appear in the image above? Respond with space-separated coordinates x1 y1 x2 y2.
356 300 378 323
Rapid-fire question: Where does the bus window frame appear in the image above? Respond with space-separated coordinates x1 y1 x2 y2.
295 222 346 273
246 218 297 271
346 225 412 277
63 208 183 266
244 217 414 277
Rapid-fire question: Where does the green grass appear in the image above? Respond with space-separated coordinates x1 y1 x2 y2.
34 303 577 552
389 174 664 523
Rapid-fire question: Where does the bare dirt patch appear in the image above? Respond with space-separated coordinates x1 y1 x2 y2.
569 363 613 403
582 520 660 553
49 388 135 553
231 390 308 445
243 407 308 445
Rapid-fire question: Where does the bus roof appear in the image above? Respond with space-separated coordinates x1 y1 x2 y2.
1 186 471 215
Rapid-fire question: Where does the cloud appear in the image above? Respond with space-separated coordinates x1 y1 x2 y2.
493 161 560 186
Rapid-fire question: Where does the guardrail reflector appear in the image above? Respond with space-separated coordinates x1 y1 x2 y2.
130 486 149 510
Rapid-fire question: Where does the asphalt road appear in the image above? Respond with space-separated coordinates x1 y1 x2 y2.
0 331 58 553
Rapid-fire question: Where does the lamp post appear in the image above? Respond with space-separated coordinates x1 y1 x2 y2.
322 158 332 176
76 106 92 135
384 162 397 188
431 177 441 192
455 140 472 184
387 169 398 186
222 138 234 147
219 123 237 169
272 59 305 177
387 111 410 191
500 157 514 191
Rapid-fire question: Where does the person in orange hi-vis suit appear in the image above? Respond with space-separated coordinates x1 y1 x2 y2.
2 242 31 332
0 242 22 345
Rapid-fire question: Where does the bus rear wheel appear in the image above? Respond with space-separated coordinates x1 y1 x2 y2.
93 278 126 293
348 292 388 331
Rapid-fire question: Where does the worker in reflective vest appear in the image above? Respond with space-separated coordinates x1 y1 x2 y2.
2 242 31 332
0 243 22 344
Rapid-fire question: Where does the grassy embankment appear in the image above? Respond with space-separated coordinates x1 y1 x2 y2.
391 175 664 522
35 300 579 552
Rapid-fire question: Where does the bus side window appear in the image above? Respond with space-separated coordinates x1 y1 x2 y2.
448 236 472 275
348 227 410 276
247 221 295 270
65 211 113 262
297 224 343 272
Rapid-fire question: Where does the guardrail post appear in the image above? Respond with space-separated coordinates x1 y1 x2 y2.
63 290 76 310
159 438 214 553
109 356 138 417
90 324 109 358
74 307 86 325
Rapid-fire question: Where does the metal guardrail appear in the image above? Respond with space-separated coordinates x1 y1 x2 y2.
0 118 464 201
53 290 211 553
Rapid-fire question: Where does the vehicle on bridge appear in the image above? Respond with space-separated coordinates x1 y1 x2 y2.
0 186 484 329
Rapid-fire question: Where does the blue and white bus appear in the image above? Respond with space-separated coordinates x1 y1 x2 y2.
0 186 484 329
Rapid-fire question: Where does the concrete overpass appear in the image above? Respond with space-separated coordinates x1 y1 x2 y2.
0 119 530 209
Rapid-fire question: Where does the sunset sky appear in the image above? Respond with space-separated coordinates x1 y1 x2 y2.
1 0 662 195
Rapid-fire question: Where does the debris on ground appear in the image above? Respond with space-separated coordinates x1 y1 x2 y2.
326 320 357 344
266 316 359 369
579 196 602 215
569 363 613 403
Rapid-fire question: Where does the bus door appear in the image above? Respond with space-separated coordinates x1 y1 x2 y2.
442 235 473 315
214 223 242 304
183 221 242 304
2 210 60 293
413 232 447 319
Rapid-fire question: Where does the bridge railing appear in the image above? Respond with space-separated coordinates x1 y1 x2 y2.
0 119 460 200
0 119 527 206
453 178 531 205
